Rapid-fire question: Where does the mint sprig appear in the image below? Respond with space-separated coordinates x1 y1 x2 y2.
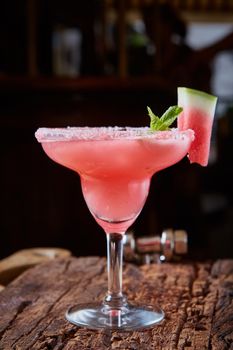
147 105 183 131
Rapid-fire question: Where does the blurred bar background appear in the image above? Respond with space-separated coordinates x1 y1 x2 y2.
0 0 233 260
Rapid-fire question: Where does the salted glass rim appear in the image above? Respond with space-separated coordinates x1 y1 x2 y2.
35 127 194 142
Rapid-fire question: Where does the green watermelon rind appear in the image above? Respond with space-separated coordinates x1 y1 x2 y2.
178 87 217 102
178 87 217 119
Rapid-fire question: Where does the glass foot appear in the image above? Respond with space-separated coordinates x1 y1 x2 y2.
66 302 164 330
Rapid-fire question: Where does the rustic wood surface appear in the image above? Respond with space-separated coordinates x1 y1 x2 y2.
0 257 232 350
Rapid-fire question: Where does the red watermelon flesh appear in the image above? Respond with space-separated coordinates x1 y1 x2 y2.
178 87 217 166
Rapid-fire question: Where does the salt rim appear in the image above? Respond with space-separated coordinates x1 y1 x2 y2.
35 127 194 142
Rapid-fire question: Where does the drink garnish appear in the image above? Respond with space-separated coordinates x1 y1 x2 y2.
148 105 183 131
177 87 217 166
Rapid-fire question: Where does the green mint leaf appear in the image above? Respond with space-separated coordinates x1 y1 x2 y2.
147 106 160 130
160 106 183 128
148 105 183 131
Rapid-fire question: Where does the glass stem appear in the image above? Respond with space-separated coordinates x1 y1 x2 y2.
104 232 126 309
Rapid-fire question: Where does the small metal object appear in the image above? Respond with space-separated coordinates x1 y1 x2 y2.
136 236 161 254
122 231 138 262
161 229 174 262
123 229 188 265
136 236 161 264
174 230 188 255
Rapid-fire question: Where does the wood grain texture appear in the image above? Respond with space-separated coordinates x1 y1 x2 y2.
0 257 232 350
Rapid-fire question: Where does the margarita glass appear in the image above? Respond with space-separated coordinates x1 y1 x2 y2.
35 126 194 330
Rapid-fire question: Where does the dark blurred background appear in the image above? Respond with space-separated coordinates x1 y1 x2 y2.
0 0 233 260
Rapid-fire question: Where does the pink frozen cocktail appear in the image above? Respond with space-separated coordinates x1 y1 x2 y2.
35 87 217 331
36 127 194 233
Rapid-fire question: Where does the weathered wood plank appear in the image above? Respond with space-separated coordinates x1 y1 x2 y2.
210 260 233 350
0 257 232 350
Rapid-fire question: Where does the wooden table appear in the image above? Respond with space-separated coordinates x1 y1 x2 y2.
0 257 232 350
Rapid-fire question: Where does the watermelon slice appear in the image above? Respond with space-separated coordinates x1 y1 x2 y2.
177 87 217 166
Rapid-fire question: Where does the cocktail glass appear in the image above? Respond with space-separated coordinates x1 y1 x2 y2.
35 126 194 330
